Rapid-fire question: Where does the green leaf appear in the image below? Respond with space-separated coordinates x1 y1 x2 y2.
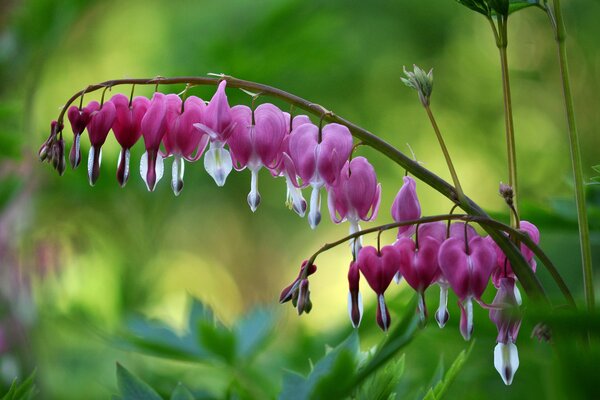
234 308 275 360
116 363 162 400
592 165 600 174
508 0 542 14
455 0 490 16
279 332 360 400
170 383 195 400
356 355 405 400
423 342 475 400
197 320 237 364
1 370 37 400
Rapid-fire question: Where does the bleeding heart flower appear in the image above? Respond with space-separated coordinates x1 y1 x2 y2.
110 94 150 187
228 103 287 211
391 176 421 237
193 81 235 187
288 122 353 229
139 93 174 191
490 277 522 385
67 103 96 168
356 245 400 331
327 156 381 256
489 220 539 292
347 261 363 328
86 100 116 186
395 236 441 324
438 235 496 340
163 96 208 195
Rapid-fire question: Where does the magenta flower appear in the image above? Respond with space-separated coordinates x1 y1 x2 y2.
110 94 150 187
327 156 381 256
67 104 95 168
288 122 353 229
85 100 115 186
163 96 208 195
489 277 521 385
391 176 421 237
273 113 311 217
357 245 400 331
228 103 287 211
347 260 363 328
140 93 172 191
438 235 496 340
193 81 235 186
489 220 539 295
279 260 317 304
395 236 441 323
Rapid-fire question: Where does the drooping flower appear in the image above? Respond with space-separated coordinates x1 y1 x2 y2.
438 235 496 340
228 103 287 211
193 81 235 186
86 100 115 185
163 96 208 195
416 222 449 327
288 122 353 229
139 93 173 191
489 221 540 293
67 104 95 168
391 176 421 237
489 277 522 385
270 113 312 217
327 156 381 256
110 94 150 187
347 260 363 328
356 245 400 331
395 235 441 323
279 260 317 304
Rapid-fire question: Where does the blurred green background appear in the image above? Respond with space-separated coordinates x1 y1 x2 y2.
0 0 599 398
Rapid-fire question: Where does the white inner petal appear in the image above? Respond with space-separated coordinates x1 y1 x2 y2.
494 342 519 385
308 184 322 230
204 142 233 187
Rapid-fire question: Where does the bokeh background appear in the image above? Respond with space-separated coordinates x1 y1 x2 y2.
1 0 599 398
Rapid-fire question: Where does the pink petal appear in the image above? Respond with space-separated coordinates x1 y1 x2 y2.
87 101 116 147
391 176 421 236
316 123 353 185
141 93 168 150
254 103 287 167
288 123 318 183
438 237 470 300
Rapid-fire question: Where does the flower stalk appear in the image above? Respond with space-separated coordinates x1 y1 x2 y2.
545 0 595 311
43 74 549 304
488 14 520 229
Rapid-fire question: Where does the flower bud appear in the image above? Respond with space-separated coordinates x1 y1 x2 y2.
296 279 311 315
401 65 434 107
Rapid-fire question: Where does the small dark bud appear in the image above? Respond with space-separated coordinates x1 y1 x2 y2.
531 323 552 343
499 182 514 206
38 143 49 161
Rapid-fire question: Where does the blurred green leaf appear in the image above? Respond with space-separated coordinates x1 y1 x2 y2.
508 0 541 14
455 0 490 16
170 383 195 400
1 370 36 400
356 355 405 400
279 332 360 400
197 319 237 364
118 315 208 362
423 341 474 400
116 363 162 400
233 308 276 360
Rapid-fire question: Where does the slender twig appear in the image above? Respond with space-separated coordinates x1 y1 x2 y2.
424 104 465 202
45 75 548 303
545 0 595 310
490 15 520 229
305 213 573 307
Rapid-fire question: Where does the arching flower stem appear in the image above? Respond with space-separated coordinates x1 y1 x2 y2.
43 74 552 304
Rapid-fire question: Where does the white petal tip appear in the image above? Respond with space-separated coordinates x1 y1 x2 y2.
494 342 519 385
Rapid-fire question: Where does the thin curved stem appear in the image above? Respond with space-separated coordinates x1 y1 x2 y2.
546 0 595 311
424 104 465 202
45 74 547 303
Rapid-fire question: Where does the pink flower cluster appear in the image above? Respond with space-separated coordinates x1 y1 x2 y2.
61 82 375 231
281 176 539 386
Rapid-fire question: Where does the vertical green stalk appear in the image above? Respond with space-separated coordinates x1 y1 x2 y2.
548 0 595 310
489 15 520 229
424 105 465 202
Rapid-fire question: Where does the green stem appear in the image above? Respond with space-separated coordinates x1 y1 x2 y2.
424 104 465 202
46 75 548 303
547 0 595 310
495 15 520 229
